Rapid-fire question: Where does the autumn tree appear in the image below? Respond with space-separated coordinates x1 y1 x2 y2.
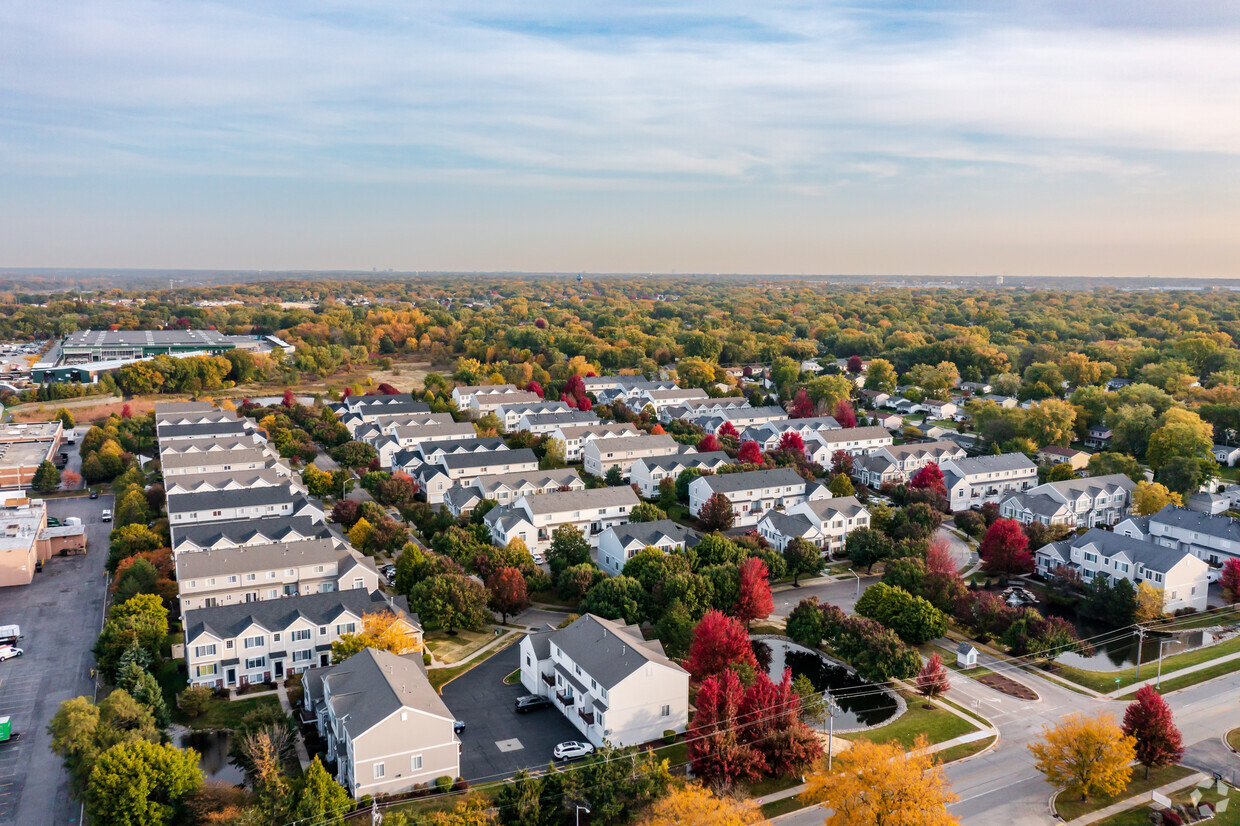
833 399 857 428
1134 582 1164 621
1029 713 1136 801
734 557 773 627
1121 686 1184 778
697 493 735 531
737 440 763 464
827 474 855 497
909 462 946 496
685 610 759 682
925 537 958 575
637 782 763 826
777 431 805 454
331 611 421 662
979 518 1033 577
1221 558 1240 603
486 566 530 623
789 389 815 418
698 434 723 453
783 538 825 585
1132 481 1182 516
916 653 950 701
801 735 958 826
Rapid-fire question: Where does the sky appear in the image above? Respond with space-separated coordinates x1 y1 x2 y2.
2 1 1239 277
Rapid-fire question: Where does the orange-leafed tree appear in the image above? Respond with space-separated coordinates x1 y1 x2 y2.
330 611 421 663
637 782 763 826
1028 713 1135 801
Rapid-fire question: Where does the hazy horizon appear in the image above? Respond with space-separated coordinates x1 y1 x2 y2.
3 1 1239 277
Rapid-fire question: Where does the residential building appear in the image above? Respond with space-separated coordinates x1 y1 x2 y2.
495 401 570 431
803 426 894 465
1213 445 1240 467
635 387 707 415
376 422 478 467
338 401 436 434
552 422 640 462
939 453 1038 512
154 407 240 428
167 487 323 530
688 467 825 528
630 451 733 498
517 410 600 435
161 449 285 477
851 441 967 488
982 394 1019 409
596 521 702 577
351 412 454 439
999 473 1135 529
443 469 584 518
1085 426 1113 448
164 467 305 497
873 413 904 430
183 589 421 687
582 435 683 479
585 377 678 405
1187 491 1233 515
860 390 890 408
155 419 255 444
921 399 958 420
392 437 509 474
485 487 639 553
688 406 788 432
331 393 429 417
159 434 272 460
451 384 522 412
661 397 750 422
471 389 542 416
741 417 841 450
176 539 379 611
415 449 540 504
756 496 870 555
518 614 689 748
1035 529 1208 613
172 515 345 555
304 648 459 799
1037 446 1091 471
1117 505 1240 565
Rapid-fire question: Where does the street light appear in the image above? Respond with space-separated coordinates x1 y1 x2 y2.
845 568 861 597
824 691 842 771
1156 639 1174 689
576 805 590 826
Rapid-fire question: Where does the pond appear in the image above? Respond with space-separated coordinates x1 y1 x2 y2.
755 638 898 729
1049 612 1205 672
174 729 246 786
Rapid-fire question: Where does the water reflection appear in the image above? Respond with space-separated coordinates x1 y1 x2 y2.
759 638 897 728
174 729 246 785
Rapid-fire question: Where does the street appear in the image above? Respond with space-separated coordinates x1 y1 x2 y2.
772 574 879 619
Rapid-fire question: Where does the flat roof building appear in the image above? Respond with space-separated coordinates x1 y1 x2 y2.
60 329 235 362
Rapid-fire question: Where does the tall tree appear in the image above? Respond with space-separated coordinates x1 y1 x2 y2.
486 567 529 623
31 460 62 493
697 493 735 531
85 740 202 826
331 610 422 662
685 610 759 682
1132 481 1182 516
734 557 774 627
737 440 763 464
1121 686 1184 779
833 399 857 428
687 669 766 785
916 653 950 700
1029 713 1136 801
1222 558 1240 603
637 782 763 826
979 518 1033 576
783 538 825 586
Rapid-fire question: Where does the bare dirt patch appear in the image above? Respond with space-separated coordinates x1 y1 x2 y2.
977 672 1038 700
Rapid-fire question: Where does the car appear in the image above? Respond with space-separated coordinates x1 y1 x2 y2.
531 552 546 565
514 694 552 713
553 741 595 761
453 719 466 734
0 647 23 662
101 509 112 522
89 490 98 499
1207 568 1223 584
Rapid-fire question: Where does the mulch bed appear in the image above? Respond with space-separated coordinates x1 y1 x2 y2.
976 672 1038 700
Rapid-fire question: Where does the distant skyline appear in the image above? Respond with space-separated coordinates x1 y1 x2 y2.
2 1 1239 277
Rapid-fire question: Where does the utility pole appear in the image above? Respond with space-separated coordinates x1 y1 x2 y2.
1134 625 1146 681
1156 639 1172 689
825 691 841 771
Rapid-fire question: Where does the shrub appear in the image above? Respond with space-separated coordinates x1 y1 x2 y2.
663 730 677 744
178 685 214 718
434 775 454 794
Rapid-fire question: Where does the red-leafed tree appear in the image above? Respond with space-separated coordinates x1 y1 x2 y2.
685 610 759 681
698 493 735 531
578 396 593 412
534 318 548 329
909 462 946 495
718 421 740 439
830 450 853 477
688 669 766 784
789 389 815 419
485 566 529 623
525 381 544 398
734 557 774 628
738 668 823 775
915 653 950 700
979 518 1034 576
847 355 864 374
777 431 805 454
698 434 724 453
121 404 133 419
1221 558 1240 603
925 537 958 575
376 383 400 395
833 399 857 429
650 423 666 435
563 375 586 404
738 440 763 465
562 395 578 409
282 388 295 407
1122 685 1184 778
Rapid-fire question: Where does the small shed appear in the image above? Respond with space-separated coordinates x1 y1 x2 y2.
956 642 978 669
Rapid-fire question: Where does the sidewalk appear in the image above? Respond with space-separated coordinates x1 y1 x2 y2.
426 629 519 670
276 683 312 771
1105 651 1240 699
1063 771 1206 824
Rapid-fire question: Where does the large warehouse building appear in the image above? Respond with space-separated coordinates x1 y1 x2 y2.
60 329 236 362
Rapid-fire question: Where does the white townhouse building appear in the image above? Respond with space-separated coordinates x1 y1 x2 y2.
1117 505 1240 566
175 539 379 612
939 453 1038 512
688 467 827 528
518 614 690 748
1000 473 1135 529
162 448 285 478
304 648 459 799
517 410 600 435
689 406 789 432
167 487 324 529
495 401 571 431
375 422 479 468
163 467 304 497
660 397 750 422
552 422 640 462
1213 445 1240 467
851 441 967 488
171 515 345 555
392 437 508 475
342 406 443 436
582 434 683 479
415 448 540 505
183 589 421 688
635 387 708 415
1035 529 1209 613
443 468 585 518
585 377 679 405
756 496 870 555
153 400 216 418
159 434 272 461
331 393 429 418
630 451 734 498
485 486 639 554
803 426 894 465
155 419 256 444
451 384 522 413
921 399 958 420
596 520 702 577
740 417 842 450
471 389 542 416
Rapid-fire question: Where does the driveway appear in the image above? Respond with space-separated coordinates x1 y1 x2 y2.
772 574 880 619
0 493 112 826
440 643 582 782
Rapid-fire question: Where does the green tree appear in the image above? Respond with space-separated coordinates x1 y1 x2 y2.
827 474 855 497
845 527 893 573
107 524 163 573
697 493 735 531
864 359 898 393
628 502 667 523
85 739 201 826
782 538 825 586
410 574 490 633
1086 452 1146 484
547 525 591 577
653 600 696 660
116 661 171 728
31 460 61 493
785 598 826 647
657 477 677 510
290 756 352 823
604 465 624 486
116 488 152 529
541 437 566 469
579 575 647 624
563 744 673 824
56 407 76 428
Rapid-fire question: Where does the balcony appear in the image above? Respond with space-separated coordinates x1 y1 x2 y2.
541 672 555 687
556 690 573 706
578 708 595 726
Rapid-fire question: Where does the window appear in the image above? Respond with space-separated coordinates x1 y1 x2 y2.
273 633 281 642
292 650 312 662
245 657 265 670
336 622 356 636
225 640 234 649
411 754 423 771
195 664 217 677
194 644 217 657
244 635 264 649
661 705 670 717
374 763 385 779
292 629 312 642
227 575 238 584
319 626 328 636
246 573 257 582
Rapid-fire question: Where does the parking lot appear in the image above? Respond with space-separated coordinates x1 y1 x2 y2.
441 642 583 782
0 492 112 826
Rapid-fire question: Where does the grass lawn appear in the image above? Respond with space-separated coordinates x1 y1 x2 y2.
746 774 802 797
1095 779 1238 826
380 791 492 819
1055 765 1195 821
841 692 980 749
503 668 521 685
427 634 518 692
1046 634 1240 693
935 735 997 764
424 626 504 665
175 692 282 731
1229 728 1240 753
1118 656 1240 698
760 795 811 819
528 589 579 610
666 504 695 527
938 697 992 728
649 739 689 769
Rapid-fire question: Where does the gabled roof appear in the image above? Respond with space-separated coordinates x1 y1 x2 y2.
519 486 639 514
390 422 478 440
875 440 964 461
166 486 313 515
605 519 701 550
1034 473 1135 499
694 467 806 495
811 426 892 446
585 434 679 455
314 648 451 739
555 423 641 441
519 411 599 427
1050 528 1198 574
943 453 1037 477
497 401 570 416
758 510 817 539
428 448 537 472
175 538 367 580
541 614 687 690
185 589 415 642
798 495 868 521
467 468 583 496
1002 492 1073 518
1149 505 1240 543
172 515 343 551
633 451 733 473
419 437 508 456
454 383 518 395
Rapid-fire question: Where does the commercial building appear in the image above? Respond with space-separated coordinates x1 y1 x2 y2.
0 421 62 490
60 329 235 362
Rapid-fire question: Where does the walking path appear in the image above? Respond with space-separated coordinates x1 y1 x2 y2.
426 629 520 670
276 683 312 771
1063 771 1207 824
1103 651 1240 699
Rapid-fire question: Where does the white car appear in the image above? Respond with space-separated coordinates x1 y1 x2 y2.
553 741 595 761
0 647 23 662
101 509 112 523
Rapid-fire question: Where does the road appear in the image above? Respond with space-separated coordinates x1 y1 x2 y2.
937 523 977 571
771 574 880 619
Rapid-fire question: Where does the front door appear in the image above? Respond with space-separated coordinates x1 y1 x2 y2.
320 652 330 667
226 667 237 686
274 661 284 679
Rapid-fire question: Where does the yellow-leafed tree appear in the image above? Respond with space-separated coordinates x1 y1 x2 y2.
638 783 764 826
1132 481 1182 516
800 735 959 826
331 611 422 663
1134 582 1164 622
1029 713 1136 801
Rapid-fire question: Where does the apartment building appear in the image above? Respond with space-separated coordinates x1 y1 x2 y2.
392 437 509 474
163 467 305 498
635 387 707 415
851 441 967 488
803 426 894 465
740 417 841 450
688 467 825 528
517 410 600 435
166 487 323 529
375 422 479 468
1116 505 1240 566
443 468 584 518
597 520 701 577
939 453 1038 512
161 448 285 477
629 451 733 498
415 448 540 504
552 422 640 462
155 419 255 444
495 401 570 431
689 406 789 432
582 434 683 479
451 384 522 412
485 486 639 553
1000 473 1135 529
756 496 870 555
171 515 345 555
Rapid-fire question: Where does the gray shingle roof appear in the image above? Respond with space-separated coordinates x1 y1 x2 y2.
759 510 816 538
420 437 509 456
431 448 537 472
172 515 343 551
467 468 582 497
812 426 891 446
1002 492 1072 518
542 614 686 690
520 486 639 514
605 520 702 549
876 440 963 461
696 467 806 495
166 486 312 515
313 648 450 739
1038 473 1136 497
175 538 367 580
634 451 733 473
800 495 868 520
1057 528 1196 574
519 411 599 427
586 434 679 454
1150 505 1240 542
945 453 1037 476
157 420 253 440
390 422 477 440
185 589 414 642
554 423 640 440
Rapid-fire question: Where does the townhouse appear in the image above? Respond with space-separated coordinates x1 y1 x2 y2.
803 426 894 465
921 399 958 420
392 437 508 474
159 434 273 461
740 417 841 450
596 520 702 577
630 451 733 498
1037 446 1091 471
167 487 324 530
155 419 255 444
176 539 379 611
660 397 750 422
851 441 967 488
172 515 346 555
688 406 789 432
938 453 1038 512
163 467 305 498
688 467 827 528
518 614 689 748
305 649 459 799
1035 529 1208 613
495 400 570 431
451 384 523 413
471 389 542 416
415 448 540 505
635 387 707 416
756 496 870 555
183 589 421 687
331 393 428 418
338 400 436 435
485 486 639 554
517 410 600 435
154 407 242 427
552 422 640 462
443 468 585 518
1117 505 1240 566
999 473 1135 529
584 377 678 405
376 422 479 468
582 434 683 479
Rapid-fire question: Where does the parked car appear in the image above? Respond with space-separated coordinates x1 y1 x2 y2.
515 694 552 714
553 741 595 761
454 719 465 734
101 509 112 523
89 490 98 500
1207 568 1223 584
0 647 23 662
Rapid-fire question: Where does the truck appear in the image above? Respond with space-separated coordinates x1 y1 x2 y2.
0 716 21 746
0 625 20 647
64 429 77 445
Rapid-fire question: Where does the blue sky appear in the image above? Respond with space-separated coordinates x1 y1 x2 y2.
2 1 1238 276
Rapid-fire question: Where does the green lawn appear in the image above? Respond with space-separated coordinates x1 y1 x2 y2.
841 692 980 749
380 791 493 819
503 668 521 685
1045 634 1240 693
760 795 811 819
1055 765 1195 821
1228 728 1240 752
427 635 518 692
935 735 997 764
1095 778 1236 826
1117 656 1240 698
746 774 802 797
648 739 688 769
